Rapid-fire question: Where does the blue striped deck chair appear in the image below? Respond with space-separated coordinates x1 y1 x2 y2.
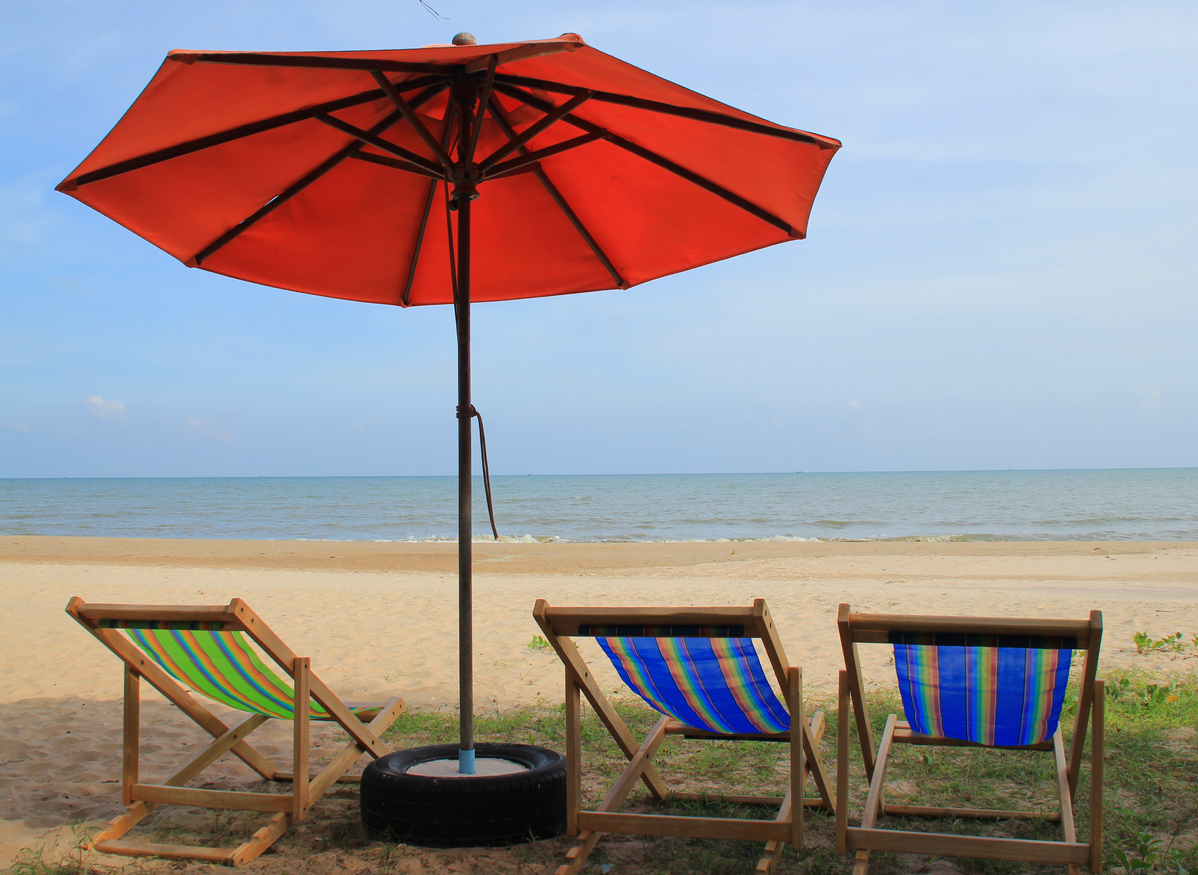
534 599 835 875
67 597 404 866
835 605 1104 875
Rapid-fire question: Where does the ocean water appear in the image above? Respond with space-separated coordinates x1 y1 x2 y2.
1 469 1194 542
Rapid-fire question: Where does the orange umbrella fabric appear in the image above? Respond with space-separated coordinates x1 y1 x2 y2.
58 35 840 307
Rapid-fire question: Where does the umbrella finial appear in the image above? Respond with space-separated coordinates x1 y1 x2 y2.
452 32 477 46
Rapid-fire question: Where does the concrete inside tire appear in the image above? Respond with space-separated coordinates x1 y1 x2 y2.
360 742 567 847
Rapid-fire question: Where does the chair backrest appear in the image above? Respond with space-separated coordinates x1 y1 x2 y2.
891 632 1074 746
110 622 330 719
67 599 348 721
540 600 794 735
839 606 1101 751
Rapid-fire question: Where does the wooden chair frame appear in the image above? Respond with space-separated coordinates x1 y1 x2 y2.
66 597 404 866
835 603 1104 875
534 598 836 875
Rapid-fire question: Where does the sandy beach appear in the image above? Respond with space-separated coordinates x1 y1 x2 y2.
2 536 1196 871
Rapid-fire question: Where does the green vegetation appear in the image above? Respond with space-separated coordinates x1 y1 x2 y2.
6 650 1195 874
1133 632 1198 655
376 670 1198 875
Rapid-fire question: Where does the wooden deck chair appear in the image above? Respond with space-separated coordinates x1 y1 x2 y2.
66 597 404 866
534 599 836 875
835 603 1104 875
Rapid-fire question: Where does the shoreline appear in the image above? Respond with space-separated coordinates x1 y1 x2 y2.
2 534 1194 573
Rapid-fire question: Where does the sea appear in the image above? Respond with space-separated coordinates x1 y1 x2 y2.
1 469 1195 543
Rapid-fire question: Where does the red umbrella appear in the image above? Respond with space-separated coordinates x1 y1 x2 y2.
58 32 840 773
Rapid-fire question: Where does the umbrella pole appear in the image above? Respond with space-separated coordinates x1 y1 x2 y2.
454 83 477 775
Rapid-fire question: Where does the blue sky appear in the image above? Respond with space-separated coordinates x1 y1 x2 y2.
2 1 1196 477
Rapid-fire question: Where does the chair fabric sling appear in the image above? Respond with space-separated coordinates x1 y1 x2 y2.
67 598 404 867
596 634 790 735
891 635 1074 747
535 600 836 875
114 624 373 721
835 605 1104 875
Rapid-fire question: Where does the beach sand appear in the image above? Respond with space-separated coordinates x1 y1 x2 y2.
2 536 1196 872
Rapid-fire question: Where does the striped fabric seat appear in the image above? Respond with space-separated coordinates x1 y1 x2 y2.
112 623 362 720
892 635 1073 746
597 636 790 735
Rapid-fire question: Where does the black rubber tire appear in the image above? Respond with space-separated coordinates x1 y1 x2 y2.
360 743 566 847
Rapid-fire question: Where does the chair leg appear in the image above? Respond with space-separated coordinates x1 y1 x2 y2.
292 657 311 822
90 801 151 849
1091 680 1105 873
756 789 793 875
1054 726 1081 875
557 716 671 875
836 671 849 855
566 671 581 836
231 812 290 866
852 713 897 875
757 701 826 874
791 667 804 848
122 665 139 806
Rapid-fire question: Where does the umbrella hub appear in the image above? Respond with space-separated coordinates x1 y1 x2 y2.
449 166 481 206
448 75 482 208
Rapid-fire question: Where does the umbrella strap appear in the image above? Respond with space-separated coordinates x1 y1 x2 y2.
458 404 499 540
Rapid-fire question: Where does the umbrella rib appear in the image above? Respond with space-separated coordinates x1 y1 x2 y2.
476 91 592 173
60 77 449 191
462 39 582 73
492 73 839 149
488 97 626 289
350 151 444 181
316 114 445 176
371 72 455 170
403 102 458 307
493 82 798 238
171 52 452 76
190 110 404 266
483 131 603 179
463 55 498 167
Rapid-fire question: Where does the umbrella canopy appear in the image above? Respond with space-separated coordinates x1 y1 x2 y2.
59 34 839 304
58 33 840 772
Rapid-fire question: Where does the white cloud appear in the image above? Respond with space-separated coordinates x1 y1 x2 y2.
184 416 233 443
847 400 862 411
84 396 126 421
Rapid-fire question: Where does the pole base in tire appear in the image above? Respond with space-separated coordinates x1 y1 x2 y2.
360 743 566 847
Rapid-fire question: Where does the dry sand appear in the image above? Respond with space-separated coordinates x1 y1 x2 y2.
1 536 1195 872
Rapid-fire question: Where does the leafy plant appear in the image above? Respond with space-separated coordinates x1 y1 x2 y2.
527 635 553 652
1110 830 1198 875
1133 631 1195 654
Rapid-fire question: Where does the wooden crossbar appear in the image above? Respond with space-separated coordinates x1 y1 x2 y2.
846 829 1091 864
578 812 793 842
844 611 1094 645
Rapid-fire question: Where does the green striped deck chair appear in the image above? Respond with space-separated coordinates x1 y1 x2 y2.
67 597 404 866
835 604 1104 875
534 599 835 875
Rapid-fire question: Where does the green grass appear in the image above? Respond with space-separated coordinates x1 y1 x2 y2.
379 669 1198 875
8 671 1194 875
